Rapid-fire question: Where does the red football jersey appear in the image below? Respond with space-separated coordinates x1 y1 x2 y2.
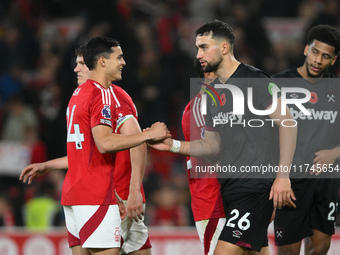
182 93 225 221
62 80 117 206
111 85 146 202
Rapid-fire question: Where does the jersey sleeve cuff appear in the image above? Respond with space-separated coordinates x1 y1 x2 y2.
116 114 134 132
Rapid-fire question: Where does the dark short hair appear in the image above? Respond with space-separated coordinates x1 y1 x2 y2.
83 37 121 70
307 25 340 55
196 20 235 47
75 44 86 57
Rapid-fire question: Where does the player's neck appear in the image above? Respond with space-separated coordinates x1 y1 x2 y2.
88 72 111 89
216 57 240 83
199 85 206 94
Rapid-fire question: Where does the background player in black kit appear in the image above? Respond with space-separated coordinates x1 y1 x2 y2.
272 24 340 255
149 20 297 255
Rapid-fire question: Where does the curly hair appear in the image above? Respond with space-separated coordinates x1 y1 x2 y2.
307 25 340 55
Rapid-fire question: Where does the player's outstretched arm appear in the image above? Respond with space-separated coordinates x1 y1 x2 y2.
148 130 221 158
268 99 297 209
92 121 171 154
119 117 146 222
19 156 68 184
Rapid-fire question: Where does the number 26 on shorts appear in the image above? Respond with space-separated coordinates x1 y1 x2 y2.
226 209 251 231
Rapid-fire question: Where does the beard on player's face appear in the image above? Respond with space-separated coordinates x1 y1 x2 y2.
203 57 222 73
306 62 326 78
306 67 323 78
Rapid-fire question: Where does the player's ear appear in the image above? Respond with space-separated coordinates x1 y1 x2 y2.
304 44 309 56
221 41 229 55
331 55 337 66
99 56 106 67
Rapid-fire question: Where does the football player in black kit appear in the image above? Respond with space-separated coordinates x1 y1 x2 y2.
149 20 297 255
272 24 340 255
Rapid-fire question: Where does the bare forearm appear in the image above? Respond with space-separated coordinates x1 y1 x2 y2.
332 146 340 160
269 102 297 177
179 139 218 157
151 131 220 158
20 156 68 184
105 132 148 152
129 143 147 192
94 122 169 154
277 125 297 177
44 156 68 170
184 131 220 158
159 139 215 157
98 131 152 153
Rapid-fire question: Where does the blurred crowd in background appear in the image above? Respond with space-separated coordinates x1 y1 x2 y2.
0 0 340 230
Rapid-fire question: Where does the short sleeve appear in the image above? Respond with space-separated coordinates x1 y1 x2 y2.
205 96 219 132
90 93 116 129
113 88 137 132
115 92 136 118
251 77 279 110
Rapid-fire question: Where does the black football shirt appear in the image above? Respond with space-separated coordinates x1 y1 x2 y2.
272 68 340 178
205 63 278 195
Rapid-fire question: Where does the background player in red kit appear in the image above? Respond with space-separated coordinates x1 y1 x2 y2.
182 60 225 255
20 37 170 255
112 83 152 255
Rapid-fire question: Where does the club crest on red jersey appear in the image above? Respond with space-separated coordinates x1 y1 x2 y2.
102 105 111 119
201 127 205 138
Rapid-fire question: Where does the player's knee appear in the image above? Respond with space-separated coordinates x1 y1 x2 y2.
309 242 330 255
277 245 300 255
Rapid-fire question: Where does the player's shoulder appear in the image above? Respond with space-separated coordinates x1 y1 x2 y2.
240 63 271 78
111 84 128 95
71 80 97 97
271 68 299 78
323 72 340 91
111 84 133 100
111 84 125 94
185 93 202 111
84 80 116 105
76 79 91 91
324 72 339 78
81 80 107 94
182 99 192 116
